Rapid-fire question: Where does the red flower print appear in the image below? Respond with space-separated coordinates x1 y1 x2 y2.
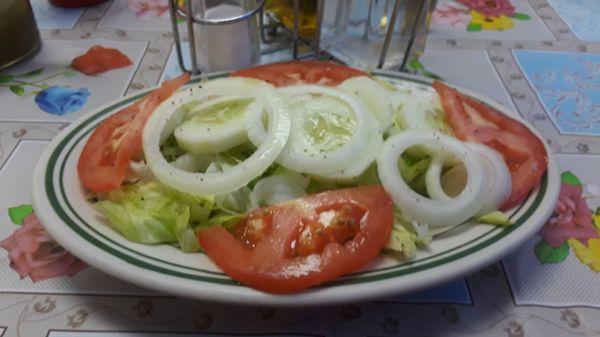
0 214 87 282
538 182 598 248
71 45 133 76
457 0 516 17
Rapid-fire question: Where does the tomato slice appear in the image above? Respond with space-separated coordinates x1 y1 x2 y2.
72 45 133 76
198 185 393 294
77 73 190 192
230 60 367 87
432 81 548 210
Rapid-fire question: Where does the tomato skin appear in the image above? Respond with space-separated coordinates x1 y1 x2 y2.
230 60 367 87
198 185 393 294
78 73 190 192
72 45 133 76
432 81 548 210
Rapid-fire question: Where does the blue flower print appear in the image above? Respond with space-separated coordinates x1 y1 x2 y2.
34 86 90 115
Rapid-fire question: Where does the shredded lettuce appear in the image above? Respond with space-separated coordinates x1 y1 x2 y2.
478 211 512 227
306 179 339 194
306 164 381 194
386 224 419 257
214 142 256 167
399 155 430 183
397 151 431 196
391 104 408 130
355 164 381 185
94 178 267 252
386 209 431 258
95 181 213 252
202 213 244 231
385 105 406 138
425 108 453 135
160 134 186 162
206 147 256 214
215 186 252 214
385 88 452 137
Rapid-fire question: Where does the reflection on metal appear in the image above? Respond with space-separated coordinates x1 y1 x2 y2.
167 0 430 74
378 0 403 69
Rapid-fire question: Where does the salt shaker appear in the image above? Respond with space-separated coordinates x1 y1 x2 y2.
188 0 261 72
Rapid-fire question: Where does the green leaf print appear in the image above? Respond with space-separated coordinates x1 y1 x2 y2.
467 23 482 32
561 171 582 186
10 86 26 96
8 204 34 225
512 13 531 20
535 240 570 264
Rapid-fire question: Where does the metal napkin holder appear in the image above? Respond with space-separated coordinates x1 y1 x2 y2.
167 0 430 75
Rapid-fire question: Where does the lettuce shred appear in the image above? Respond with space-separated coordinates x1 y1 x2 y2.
385 209 431 258
96 181 213 252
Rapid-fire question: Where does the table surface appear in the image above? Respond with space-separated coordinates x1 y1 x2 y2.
1 0 600 336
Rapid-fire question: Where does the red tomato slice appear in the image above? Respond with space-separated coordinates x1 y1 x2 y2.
433 81 548 210
198 185 393 294
78 73 190 192
230 60 367 87
72 45 133 76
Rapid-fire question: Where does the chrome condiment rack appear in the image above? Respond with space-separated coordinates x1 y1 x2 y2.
167 0 430 75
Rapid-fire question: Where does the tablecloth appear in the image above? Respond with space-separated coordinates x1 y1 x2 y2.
1 0 600 336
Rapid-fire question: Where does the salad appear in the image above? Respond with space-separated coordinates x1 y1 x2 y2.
77 61 548 293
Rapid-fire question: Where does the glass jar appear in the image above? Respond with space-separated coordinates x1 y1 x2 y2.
321 0 435 70
267 0 318 39
0 0 41 70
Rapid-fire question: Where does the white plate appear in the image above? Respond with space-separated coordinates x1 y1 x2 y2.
32 70 560 306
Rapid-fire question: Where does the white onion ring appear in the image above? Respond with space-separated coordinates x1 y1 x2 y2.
425 143 511 215
425 152 454 201
313 112 384 182
377 130 486 228
337 76 394 130
174 95 250 155
400 89 443 131
249 172 309 209
143 77 291 195
171 153 213 172
245 100 267 145
249 85 372 174
468 143 511 214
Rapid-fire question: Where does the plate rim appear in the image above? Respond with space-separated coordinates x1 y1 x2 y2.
32 70 560 306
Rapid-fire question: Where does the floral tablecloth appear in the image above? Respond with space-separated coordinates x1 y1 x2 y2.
1 0 600 336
